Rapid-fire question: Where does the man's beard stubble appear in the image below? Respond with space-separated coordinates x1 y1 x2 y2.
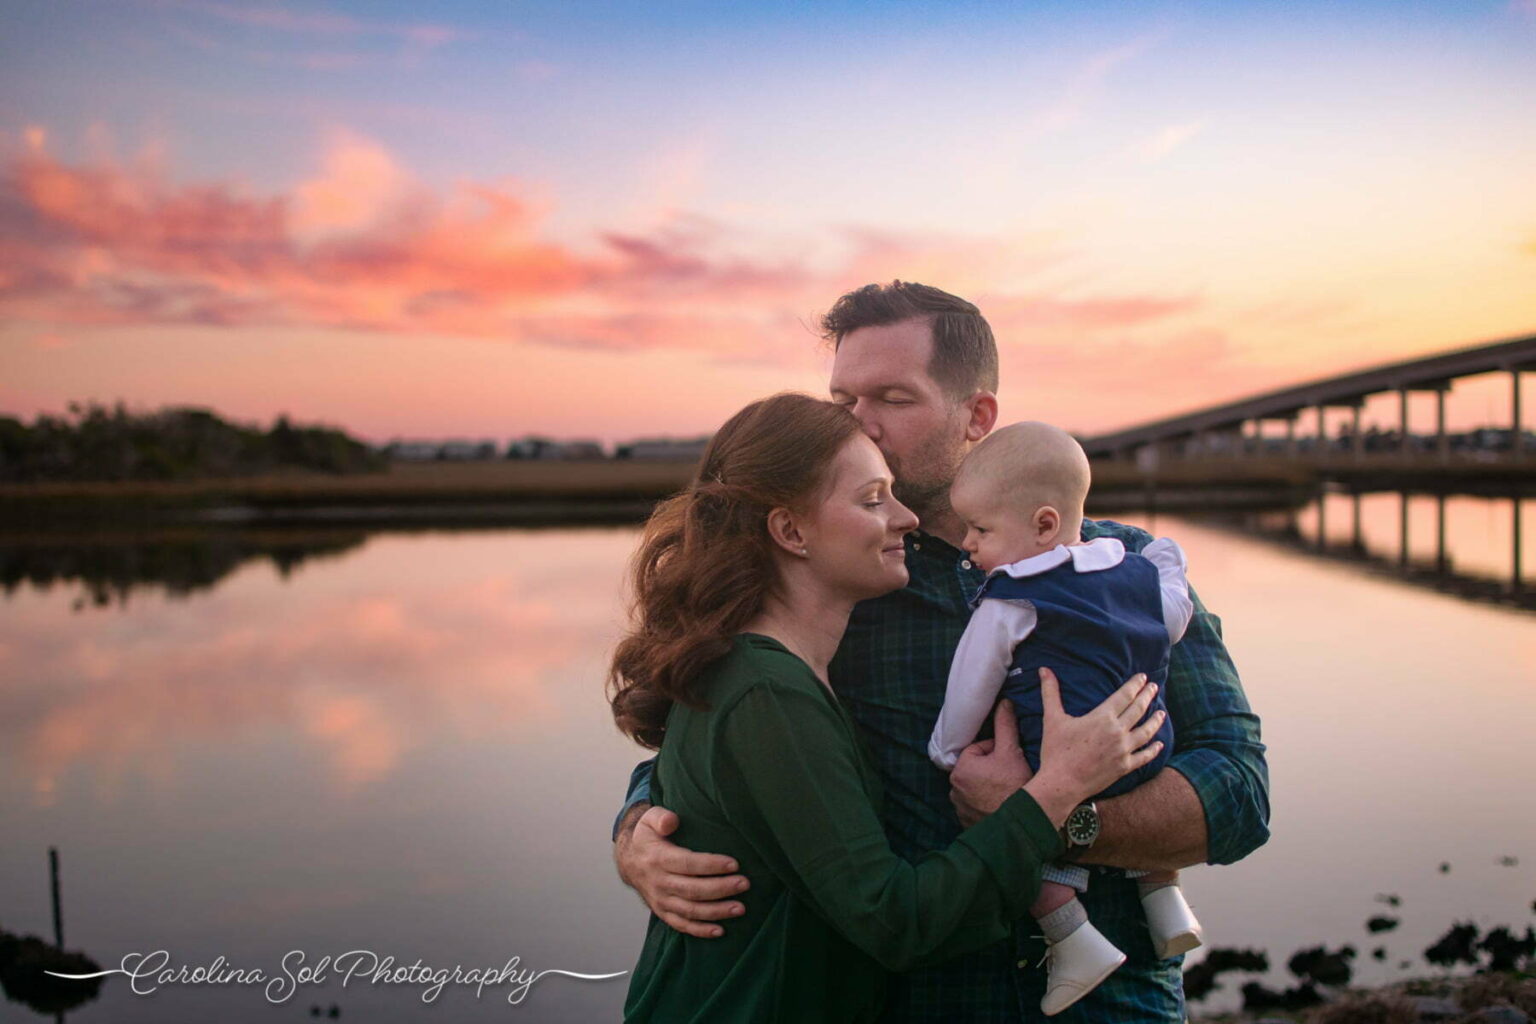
886 449 958 525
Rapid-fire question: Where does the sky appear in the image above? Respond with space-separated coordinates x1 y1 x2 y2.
2 0 1534 444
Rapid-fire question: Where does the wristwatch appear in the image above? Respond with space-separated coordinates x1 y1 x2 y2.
1059 801 1100 861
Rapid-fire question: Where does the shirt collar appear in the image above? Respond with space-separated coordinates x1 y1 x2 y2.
988 536 1125 579
908 528 965 556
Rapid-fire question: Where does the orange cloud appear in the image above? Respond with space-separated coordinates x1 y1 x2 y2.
0 128 1210 372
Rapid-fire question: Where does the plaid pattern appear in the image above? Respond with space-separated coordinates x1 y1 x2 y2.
619 518 1270 1022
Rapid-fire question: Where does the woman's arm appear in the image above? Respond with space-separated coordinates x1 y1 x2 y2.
715 670 1163 971
717 679 1058 971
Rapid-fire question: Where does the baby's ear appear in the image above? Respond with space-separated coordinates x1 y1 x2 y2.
1034 504 1062 539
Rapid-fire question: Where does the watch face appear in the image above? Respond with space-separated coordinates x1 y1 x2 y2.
1066 805 1099 845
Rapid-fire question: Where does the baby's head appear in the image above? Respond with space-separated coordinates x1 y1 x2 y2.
950 421 1091 572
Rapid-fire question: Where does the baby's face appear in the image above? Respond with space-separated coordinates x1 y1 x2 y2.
950 475 1053 573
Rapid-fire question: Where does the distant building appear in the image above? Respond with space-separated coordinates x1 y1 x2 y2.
506 437 609 460
616 437 711 461
383 441 443 461
382 439 498 461
438 440 498 460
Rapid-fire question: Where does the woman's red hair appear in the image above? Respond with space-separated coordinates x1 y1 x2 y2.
608 392 863 749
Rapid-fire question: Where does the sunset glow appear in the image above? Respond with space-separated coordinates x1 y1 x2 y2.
3 0 1534 442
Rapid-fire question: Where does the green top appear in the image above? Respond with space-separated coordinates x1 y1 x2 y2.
622 633 1065 1024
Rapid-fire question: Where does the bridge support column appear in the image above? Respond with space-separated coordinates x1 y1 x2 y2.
1352 404 1364 461
1285 416 1297 457
1315 404 1327 458
1514 369 1525 461
1398 387 1410 459
1436 387 1449 463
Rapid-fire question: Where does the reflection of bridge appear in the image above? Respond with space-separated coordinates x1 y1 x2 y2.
1078 333 1535 610
1082 332 1536 490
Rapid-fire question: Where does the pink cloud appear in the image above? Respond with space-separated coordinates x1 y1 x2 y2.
1 128 1211 375
153 0 476 72
980 292 1200 330
164 0 473 45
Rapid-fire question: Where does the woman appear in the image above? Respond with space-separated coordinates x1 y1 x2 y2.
608 393 1164 1023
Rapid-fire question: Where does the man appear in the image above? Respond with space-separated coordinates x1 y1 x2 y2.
612 281 1270 1022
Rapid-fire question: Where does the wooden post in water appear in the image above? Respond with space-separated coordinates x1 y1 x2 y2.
1515 498 1524 595
1316 487 1327 550
50 846 64 950
1436 494 1448 574
1399 492 1410 569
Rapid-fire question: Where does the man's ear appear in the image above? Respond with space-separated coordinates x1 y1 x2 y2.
963 392 999 443
1034 505 1061 544
765 506 809 558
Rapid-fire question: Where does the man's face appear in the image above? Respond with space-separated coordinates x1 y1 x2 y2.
828 318 971 517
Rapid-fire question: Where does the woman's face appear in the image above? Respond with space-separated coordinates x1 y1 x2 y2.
800 434 920 600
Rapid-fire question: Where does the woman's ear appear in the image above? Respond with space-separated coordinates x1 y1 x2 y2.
766 506 810 558
1034 505 1061 545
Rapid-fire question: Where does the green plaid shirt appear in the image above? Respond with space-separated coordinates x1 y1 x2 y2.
618 519 1270 1023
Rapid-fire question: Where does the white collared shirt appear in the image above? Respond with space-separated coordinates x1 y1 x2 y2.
927 536 1193 771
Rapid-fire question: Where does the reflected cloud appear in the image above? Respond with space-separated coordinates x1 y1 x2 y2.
0 530 635 801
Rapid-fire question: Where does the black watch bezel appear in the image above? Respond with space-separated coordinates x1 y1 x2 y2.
1063 801 1100 850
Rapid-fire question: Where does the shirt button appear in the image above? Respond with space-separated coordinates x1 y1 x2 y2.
912 542 921 551
1016 959 1028 970
961 560 972 569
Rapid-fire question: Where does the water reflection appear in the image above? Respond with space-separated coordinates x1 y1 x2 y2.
1210 492 1534 611
0 527 368 609
0 529 632 804
1 520 1532 1021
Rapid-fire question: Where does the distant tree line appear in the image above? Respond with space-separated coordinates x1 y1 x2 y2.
0 401 387 483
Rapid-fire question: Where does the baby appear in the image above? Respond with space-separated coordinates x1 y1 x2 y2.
927 421 1203 1017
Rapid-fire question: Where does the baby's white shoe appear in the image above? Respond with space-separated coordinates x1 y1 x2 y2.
1040 921 1126 1016
1142 885 1204 958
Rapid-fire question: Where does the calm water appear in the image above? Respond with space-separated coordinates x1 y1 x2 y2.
2 508 1534 1021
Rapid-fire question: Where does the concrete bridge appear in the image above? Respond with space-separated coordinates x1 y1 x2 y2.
1081 331 1536 501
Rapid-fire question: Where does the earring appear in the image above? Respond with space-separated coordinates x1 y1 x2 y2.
800 547 809 557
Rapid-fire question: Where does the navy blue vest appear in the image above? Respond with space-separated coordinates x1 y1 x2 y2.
975 550 1174 799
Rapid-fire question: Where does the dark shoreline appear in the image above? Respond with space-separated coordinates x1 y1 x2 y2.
5 456 1531 532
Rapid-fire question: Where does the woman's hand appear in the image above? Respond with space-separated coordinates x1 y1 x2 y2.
1025 668 1165 827
949 700 1033 827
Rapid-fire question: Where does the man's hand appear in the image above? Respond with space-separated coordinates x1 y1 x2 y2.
613 803 751 938
949 700 1032 827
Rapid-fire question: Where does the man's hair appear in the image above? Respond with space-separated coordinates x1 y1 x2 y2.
819 280 999 401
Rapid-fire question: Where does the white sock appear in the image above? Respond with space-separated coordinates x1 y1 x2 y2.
1038 898 1088 944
